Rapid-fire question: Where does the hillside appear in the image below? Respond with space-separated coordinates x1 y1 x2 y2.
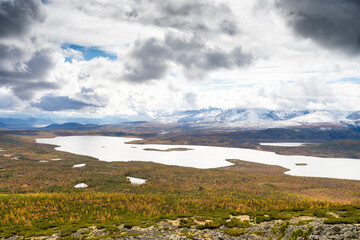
268 140 360 159
1 131 360 238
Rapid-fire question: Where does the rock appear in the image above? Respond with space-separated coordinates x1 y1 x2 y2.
332 226 342 233
7 219 360 240
316 225 324 232
344 230 356 239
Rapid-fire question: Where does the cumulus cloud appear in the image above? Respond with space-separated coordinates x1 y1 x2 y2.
276 0 360 55
0 0 45 38
0 0 359 116
139 0 238 36
0 41 59 100
0 49 58 99
67 0 239 37
124 33 253 82
33 95 97 111
124 38 171 82
0 0 59 100
0 89 20 109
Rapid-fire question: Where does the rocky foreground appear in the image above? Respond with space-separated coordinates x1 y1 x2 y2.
7 216 360 240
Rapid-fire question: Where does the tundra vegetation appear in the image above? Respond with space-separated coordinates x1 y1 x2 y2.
0 131 360 238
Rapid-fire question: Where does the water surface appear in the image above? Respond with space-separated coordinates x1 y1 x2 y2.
259 142 309 147
127 176 147 185
36 136 360 180
74 183 88 188
73 163 86 168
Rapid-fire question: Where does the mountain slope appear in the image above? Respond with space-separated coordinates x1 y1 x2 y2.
42 122 100 130
156 108 359 129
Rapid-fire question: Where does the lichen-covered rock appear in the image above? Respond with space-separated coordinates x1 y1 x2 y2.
6 220 360 240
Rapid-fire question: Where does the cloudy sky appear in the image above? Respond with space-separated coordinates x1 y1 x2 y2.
1 0 360 119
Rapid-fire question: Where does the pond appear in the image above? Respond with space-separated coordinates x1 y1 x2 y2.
127 176 147 185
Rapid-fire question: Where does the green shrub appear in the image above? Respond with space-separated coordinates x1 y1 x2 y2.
196 220 223 230
225 218 249 228
179 218 195 228
223 228 249 236
290 226 313 240
252 230 267 236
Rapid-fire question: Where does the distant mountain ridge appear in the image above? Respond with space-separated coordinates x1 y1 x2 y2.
42 122 100 130
0 109 359 130
155 108 360 129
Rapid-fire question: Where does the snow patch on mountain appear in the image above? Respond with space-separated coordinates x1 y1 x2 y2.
290 111 347 123
156 108 360 129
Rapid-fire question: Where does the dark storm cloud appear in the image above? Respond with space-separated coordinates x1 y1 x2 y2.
0 0 44 38
0 0 58 100
77 0 239 36
165 34 253 72
0 50 53 80
0 48 58 100
151 1 210 31
33 96 97 111
139 0 239 36
220 20 238 36
276 0 360 55
124 38 171 82
124 34 253 82
0 45 25 70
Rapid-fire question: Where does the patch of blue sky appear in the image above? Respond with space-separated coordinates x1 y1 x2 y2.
339 77 360 84
62 44 117 62
64 57 72 63
169 73 178 78
330 77 360 84
195 79 245 91
236 84 255 89
301 71 317 74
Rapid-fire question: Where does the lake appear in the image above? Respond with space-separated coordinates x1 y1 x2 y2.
36 136 360 181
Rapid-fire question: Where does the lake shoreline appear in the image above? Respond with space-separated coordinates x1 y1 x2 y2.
36 136 360 181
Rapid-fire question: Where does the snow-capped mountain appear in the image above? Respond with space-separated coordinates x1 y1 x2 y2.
155 108 360 129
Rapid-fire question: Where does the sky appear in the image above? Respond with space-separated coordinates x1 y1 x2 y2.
0 0 360 120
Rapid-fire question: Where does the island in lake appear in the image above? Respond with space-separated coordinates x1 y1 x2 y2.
143 147 193 152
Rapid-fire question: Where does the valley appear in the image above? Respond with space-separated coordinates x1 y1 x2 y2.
0 126 360 239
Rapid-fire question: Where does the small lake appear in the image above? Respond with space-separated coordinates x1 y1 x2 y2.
127 176 147 185
36 136 360 181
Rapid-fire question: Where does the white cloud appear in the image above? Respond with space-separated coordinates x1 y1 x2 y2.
0 0 359 118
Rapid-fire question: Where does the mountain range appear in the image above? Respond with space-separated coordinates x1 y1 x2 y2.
0 108 359 130
155 108 360 129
